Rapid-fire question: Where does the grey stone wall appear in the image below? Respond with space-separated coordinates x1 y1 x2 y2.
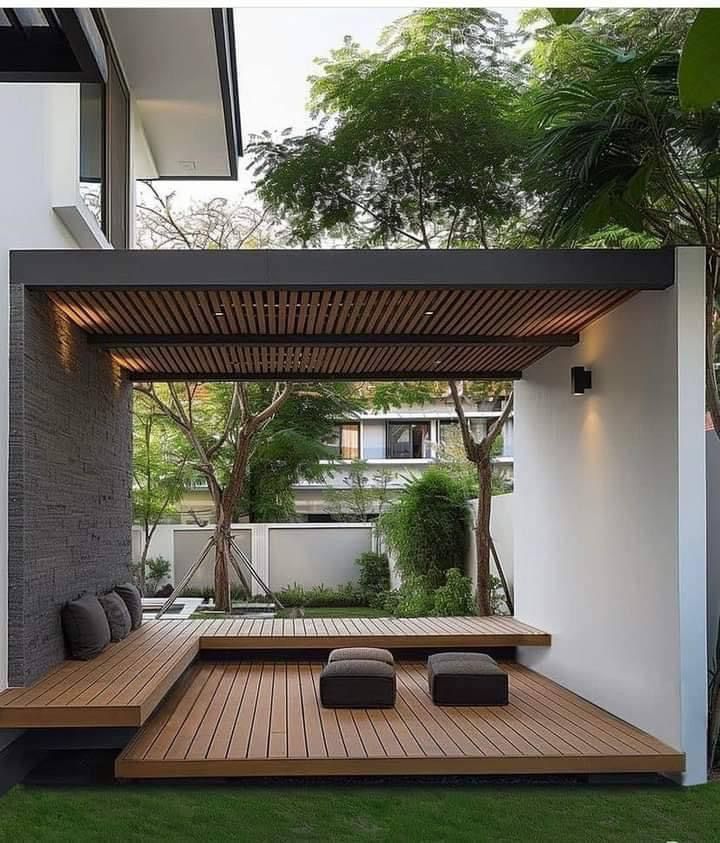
8 289 132 686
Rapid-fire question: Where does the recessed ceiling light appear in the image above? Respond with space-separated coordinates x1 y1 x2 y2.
215 310 225 317
424 310 435 316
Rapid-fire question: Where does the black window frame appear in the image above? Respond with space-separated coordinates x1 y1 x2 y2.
386 421 431 460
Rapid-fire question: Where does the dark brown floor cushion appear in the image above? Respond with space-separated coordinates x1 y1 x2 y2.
114 582 143 630
428 652 508 706
320 659 396 708
328 647 394 665
98 591 132 642
61 595 111 661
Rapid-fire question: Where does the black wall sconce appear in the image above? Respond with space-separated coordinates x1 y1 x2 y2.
571 366 592 396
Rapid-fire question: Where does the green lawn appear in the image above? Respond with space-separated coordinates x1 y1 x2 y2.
1 783 719 842
277 606 389 618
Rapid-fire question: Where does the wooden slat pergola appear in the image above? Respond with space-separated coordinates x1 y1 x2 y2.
10 248 675 381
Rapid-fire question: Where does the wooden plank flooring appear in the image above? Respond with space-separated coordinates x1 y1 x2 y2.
199 615 551 650
0 617 549 728
115 661 684 779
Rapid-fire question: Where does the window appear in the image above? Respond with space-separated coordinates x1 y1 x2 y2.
80 81 104 228
439 419 486 444
327 423 360 459
78 13 130 247
387 421 430 459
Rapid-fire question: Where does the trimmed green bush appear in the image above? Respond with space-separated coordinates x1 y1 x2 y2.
379 467 469 589
279 582 365 608
356 551 391 602
432 568 475 616
395 574 435 617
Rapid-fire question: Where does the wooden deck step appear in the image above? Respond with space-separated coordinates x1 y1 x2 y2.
115 661 684 779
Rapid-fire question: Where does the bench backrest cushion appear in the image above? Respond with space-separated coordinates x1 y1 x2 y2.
114 582 143 629
62 595 112 660
99 591 132 641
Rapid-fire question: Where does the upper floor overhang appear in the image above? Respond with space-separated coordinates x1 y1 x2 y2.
0 7 242 180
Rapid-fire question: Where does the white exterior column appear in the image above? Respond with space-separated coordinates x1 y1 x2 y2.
675 246 707 786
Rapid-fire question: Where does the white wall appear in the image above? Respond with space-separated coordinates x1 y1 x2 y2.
0 85 82 691
514 247 706 785
132 522 373 594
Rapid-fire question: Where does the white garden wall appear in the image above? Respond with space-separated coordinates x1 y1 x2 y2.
466 495 514 596
514 247 706 785
133 522 373 594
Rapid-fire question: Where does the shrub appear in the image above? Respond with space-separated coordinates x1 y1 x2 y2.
278 582 365 608
432 568 475 616
394 574 435 617
356 551 390 602
131 556 171 596
379 467 469 589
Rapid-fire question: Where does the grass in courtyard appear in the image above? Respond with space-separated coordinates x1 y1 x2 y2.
1 782 718 842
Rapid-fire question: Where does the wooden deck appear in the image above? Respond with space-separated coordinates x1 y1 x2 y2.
116 661 684 778
198 615 551 650
0 616 549 728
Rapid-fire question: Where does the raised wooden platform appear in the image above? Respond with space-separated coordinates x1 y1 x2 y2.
116 660 684 779
0 616 549 728
198 615 551 650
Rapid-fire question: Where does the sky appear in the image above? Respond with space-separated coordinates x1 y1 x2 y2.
164 6 523 205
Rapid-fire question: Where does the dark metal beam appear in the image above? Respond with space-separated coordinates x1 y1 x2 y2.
127 369 523 383
89 332 579 348
10 248 676 291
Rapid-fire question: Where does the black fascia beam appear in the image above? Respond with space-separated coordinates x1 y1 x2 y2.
88 332 579 349
10 248 676 291
127 369 524 383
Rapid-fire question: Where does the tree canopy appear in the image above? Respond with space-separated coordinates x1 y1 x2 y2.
250 32 524 248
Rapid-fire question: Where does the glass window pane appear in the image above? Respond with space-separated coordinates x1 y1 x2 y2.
388 423 411 458
340 424 360 459
79 82 104 230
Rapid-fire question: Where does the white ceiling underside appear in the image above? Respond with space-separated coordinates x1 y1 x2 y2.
105 8 232 179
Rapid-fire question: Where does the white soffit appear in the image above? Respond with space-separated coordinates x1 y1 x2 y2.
104 8 234 179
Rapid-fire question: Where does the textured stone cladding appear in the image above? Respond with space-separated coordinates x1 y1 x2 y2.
8 289 132 686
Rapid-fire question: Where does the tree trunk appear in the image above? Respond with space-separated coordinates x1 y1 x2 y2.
213 518 232 613
475 457 493 616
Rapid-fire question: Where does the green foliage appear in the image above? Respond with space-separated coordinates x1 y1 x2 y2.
379 467 469 589
432 568 475 616
132 391 191 546
356 551 391 603
323 460 395 522
679 10 720 110
251 39 524 249
278 582 365 608
131 556 171 596
394 574 436 618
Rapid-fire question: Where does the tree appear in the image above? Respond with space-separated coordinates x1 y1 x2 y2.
323 460 396 523
521 11 720 437
132 391 190 591
250 40 523 248
136 182 281 250
134 382 356 611
448 380 513 615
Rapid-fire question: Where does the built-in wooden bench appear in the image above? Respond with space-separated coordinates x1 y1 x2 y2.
0 616 550 729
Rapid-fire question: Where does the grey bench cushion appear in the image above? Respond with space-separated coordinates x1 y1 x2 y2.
98 591 132 642
62 595 111 661
328 647 394 665
428 652 508 706
114 582 143 630
320 659 396 708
